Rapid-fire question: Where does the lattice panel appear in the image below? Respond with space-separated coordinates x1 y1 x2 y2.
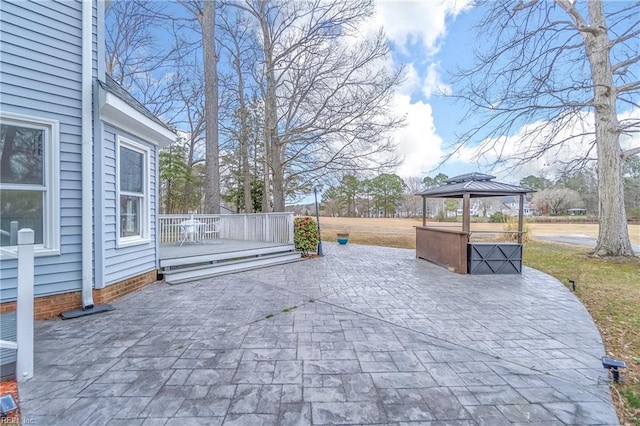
468 243 522 275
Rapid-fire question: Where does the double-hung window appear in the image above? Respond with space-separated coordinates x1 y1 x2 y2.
117 137 149 246
0 112 59 253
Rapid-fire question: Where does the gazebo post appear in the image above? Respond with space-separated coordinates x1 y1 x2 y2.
462 193 471 235
518 193 524 244
422 196 427 226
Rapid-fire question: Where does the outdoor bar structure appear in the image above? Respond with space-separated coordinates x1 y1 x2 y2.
416 173 534 274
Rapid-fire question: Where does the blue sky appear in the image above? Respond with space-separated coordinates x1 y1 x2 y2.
368 0 486 180
120 1 638 187
376 0 638 184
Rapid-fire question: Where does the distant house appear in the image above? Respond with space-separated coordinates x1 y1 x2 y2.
500 196 519 216
567 208 587 216
494 197 538 217
523 203 538 216
0 1 176 318
456 203 479 217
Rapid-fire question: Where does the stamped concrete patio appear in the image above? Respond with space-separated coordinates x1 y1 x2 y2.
20 243 617 425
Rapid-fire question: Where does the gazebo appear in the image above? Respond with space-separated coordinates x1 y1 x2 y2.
416 173 534 274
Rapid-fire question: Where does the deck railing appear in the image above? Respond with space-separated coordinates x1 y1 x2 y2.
158 213 294 245
0 229 35 382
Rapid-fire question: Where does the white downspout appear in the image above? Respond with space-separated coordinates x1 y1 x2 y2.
81 0 95 309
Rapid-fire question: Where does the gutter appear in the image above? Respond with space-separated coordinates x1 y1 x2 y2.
81 0 94 309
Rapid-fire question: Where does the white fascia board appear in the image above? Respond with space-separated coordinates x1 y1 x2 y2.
99 90 176 147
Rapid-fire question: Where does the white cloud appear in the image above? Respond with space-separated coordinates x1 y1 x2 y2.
451 108 640 182
397 63 421 96
358 0 472 178
393 94 445 178
422 62 452 98
372 0 473 54
361 1 640 184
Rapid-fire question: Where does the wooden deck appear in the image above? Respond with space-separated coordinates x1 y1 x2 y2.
159 239 289 260
0 312 16 380
158 239 301 284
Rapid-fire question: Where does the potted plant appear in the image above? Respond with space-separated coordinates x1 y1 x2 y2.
336 230 350 245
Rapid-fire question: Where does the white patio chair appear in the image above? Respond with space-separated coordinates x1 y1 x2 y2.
202 219 223 243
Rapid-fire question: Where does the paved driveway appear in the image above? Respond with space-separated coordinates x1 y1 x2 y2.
535 234 640 254
20 244 617 425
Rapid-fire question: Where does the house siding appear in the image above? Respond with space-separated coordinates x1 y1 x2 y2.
0 0 100 302
101 124 158 286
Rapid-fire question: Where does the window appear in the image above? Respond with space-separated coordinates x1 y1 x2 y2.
117 137 149 245
0 113 59 253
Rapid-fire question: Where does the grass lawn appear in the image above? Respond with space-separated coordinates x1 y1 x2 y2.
318 219 640 424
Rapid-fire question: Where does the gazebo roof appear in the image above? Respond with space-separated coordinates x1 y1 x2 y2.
417 172 534 198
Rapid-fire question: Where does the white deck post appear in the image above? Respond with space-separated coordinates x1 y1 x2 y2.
288 213 294 244
17 228 35 382
243 215 248 241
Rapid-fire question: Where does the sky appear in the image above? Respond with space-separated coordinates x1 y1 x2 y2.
372 0 639 184
146 0 485 182
117 0 639 189
370 0 482 180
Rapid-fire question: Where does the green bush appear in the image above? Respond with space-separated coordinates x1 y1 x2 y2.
627 207 640 221
294 216 319 256
489 211 508 223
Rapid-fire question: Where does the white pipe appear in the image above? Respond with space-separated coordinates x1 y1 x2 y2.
81 0 95 309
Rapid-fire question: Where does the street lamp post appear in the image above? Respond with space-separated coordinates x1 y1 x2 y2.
313 185 324 256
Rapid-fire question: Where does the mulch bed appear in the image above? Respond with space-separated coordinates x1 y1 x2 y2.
0 379 20 424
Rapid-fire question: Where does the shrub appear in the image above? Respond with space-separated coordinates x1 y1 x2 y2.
436 211 457 222
294 216 319 256
489 211 508 223
627 207 640 221
503 217 531 242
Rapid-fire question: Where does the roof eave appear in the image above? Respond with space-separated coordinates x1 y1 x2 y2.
99 89 176 147
418 189 532 198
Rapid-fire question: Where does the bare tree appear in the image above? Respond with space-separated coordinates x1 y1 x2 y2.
179 0 221 214
450 0 639 256
171 64 208 211
218 10 261 212
557 167 599 214
533 188 584 215
403 176 424 217
105 0 183 119
230 0 404 211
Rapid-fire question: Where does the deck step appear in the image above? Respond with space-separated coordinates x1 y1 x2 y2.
1 312 16 380
163 252 302 284
160 244 296 268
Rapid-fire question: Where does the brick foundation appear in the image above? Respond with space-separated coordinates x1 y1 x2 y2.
0 270 158 320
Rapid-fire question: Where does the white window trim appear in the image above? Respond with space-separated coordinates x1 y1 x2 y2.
116 136 151 248
0 111 60 259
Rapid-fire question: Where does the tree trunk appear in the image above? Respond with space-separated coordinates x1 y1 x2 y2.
235 59 252 213
261 128 271 213
184 143 195 213
241 130 252 213
259 3 277 212
581 0 633 256
271 141 285 212
202 1 220 214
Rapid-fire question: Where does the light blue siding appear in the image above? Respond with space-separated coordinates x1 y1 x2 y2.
1 0 159 303
101 124 158 286
0 0 86 301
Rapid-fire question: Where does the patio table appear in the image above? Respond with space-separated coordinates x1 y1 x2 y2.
179 219 204 246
